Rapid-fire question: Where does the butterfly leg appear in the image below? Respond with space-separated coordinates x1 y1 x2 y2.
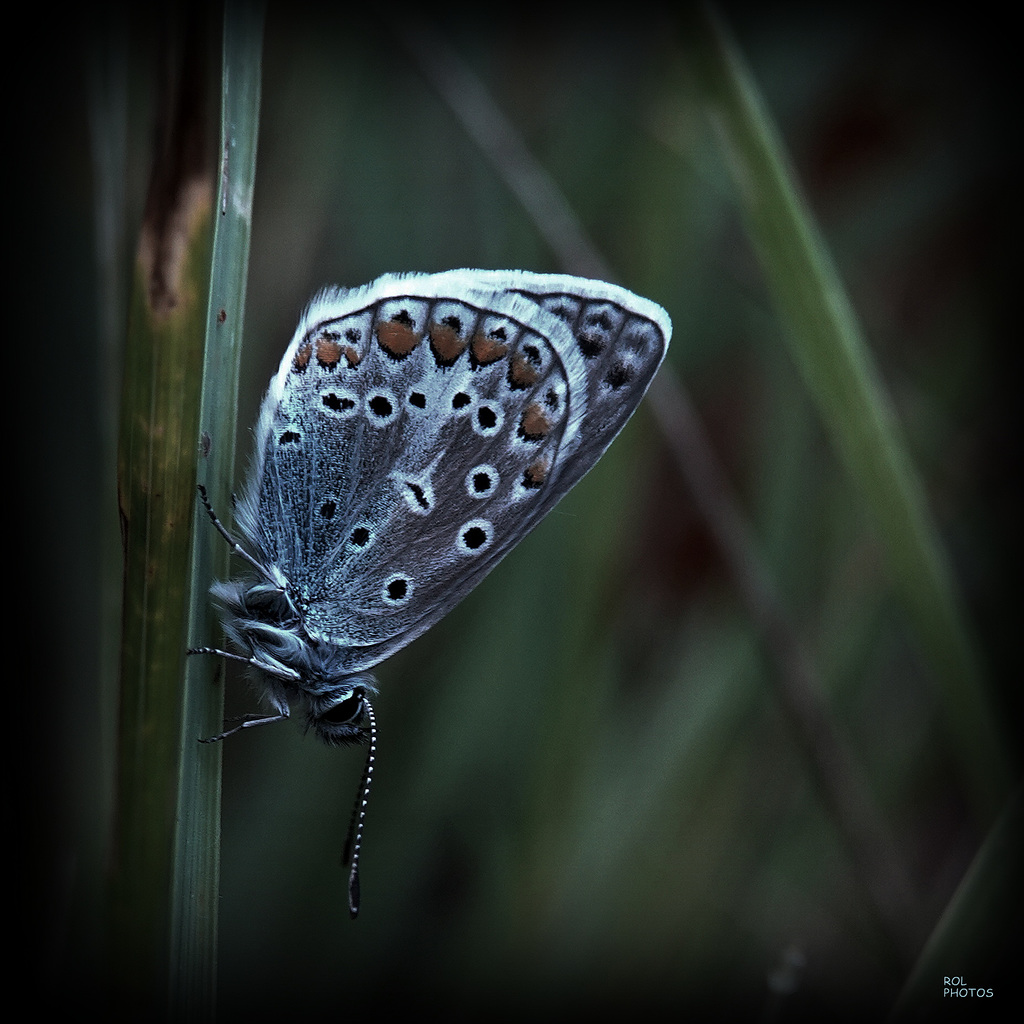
198 706 291 743
188 645 296 742
189 644 240 659
188 644 301 681
187 644 262 668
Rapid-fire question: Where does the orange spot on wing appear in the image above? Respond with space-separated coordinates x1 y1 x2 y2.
292 341 312 371
429 322 467 365
470 333 509 366
377 320 421 358
315 335 343 368
523 458 549 488
508 352 540 388
520 403 551 440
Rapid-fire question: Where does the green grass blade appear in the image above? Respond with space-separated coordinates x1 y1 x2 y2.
690 7 1011 813
171 2 265 1017
110 17 214 1011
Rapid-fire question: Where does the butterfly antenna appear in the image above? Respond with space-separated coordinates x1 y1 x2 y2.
195 483 278 585
342 695 377 918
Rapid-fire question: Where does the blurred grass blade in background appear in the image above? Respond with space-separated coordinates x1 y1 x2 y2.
689 7 1012 815
405 14 922 961
891 785 1022 1019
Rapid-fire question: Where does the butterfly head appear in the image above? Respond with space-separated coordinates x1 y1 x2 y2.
305 676 377 746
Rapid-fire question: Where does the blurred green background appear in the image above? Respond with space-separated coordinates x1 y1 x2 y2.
22 3 1019 1019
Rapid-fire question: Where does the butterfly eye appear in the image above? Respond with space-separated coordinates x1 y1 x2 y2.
321 692 364 725
310 687 371 747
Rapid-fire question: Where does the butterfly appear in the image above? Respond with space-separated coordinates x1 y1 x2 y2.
190 269 671 915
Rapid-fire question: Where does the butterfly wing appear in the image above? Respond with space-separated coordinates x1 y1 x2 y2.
235 270 670 675
473 271 673 493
